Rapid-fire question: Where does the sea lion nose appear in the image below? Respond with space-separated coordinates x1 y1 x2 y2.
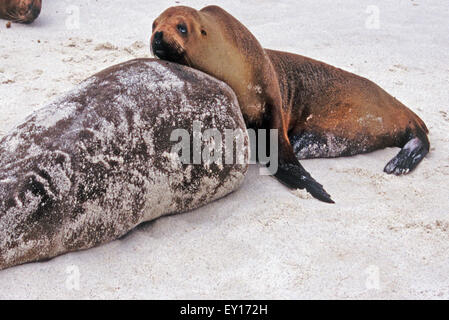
154 31 163 45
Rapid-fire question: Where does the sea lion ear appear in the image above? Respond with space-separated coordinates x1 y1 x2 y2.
201 29 207 36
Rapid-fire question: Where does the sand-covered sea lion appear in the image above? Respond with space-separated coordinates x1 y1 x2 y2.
150 5 430 203
0 59 249 270
0 0 41 24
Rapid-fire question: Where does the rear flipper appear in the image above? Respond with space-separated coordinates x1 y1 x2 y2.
384 137 429 175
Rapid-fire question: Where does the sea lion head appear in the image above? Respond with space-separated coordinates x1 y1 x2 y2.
1 0 42 24
150 6 209 66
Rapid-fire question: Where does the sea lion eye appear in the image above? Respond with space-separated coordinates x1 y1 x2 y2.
177 24 187 34
201 29 207 36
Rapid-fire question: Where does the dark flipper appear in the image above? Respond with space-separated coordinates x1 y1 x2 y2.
273 127 334 203
274 161 334 203
254 124 334 203
261 97 334 203
384 137 429 175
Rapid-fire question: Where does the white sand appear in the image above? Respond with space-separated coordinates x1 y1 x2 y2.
0 0 448 299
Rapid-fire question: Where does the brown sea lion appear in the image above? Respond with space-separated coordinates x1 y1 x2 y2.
0 0 41 24
150 5 430 203
0 59 249 270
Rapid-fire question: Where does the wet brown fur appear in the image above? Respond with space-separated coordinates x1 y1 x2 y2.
268 50 429 154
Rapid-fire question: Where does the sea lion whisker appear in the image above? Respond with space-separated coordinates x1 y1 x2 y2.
164 39 189 65
184 53 193 68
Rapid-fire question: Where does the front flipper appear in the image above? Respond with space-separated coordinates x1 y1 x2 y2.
274 161 334 203
263 87 334 203
273 129 334 203
384 137 429 175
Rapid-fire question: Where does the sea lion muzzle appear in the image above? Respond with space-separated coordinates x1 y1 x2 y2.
151 31 186 64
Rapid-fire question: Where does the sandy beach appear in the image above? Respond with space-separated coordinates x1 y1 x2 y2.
0 0 448 299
